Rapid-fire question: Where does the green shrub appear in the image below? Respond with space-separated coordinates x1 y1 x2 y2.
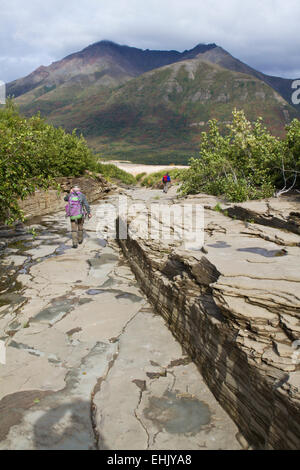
0 99 97 223
135 172 147 182
180 109 287 202
213 203 222 212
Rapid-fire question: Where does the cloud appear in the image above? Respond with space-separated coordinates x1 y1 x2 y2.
1 0 300 82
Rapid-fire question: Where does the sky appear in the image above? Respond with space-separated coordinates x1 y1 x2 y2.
1 0 300 83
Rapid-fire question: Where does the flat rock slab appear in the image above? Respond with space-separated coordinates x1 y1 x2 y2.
0 342 116 450
26 245 58 260
54 292 146 342
1 255 28 267
30 255 89 285
0 347 66 401
93 309 241 450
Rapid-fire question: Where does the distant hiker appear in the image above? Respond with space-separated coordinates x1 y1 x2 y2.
64 185 92 248
162 172 171 193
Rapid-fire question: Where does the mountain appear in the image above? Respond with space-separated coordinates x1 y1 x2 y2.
51 57 298 163
8 41 300 164
7 40 217 99
195 46 296 107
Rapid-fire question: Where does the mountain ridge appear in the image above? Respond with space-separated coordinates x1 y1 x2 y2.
7 40 300 164
7 40 218 98
7 40 298 110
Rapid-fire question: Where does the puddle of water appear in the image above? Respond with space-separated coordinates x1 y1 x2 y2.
115 292 143 303
207 241 231 249
86 289 106 296
143 390 211 435
85 287 142 303
237 247 288 257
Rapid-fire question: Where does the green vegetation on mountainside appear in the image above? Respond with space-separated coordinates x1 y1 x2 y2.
17 60 298 165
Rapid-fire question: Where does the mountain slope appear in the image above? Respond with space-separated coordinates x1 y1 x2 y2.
8 41 217 106
37 56 297 164
8 40 300 164
198 46 296 107
9 40 299 115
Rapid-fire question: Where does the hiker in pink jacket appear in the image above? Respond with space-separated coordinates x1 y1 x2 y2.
64 185 92 248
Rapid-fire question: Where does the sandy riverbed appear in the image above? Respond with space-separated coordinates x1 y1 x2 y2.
101 160 189 176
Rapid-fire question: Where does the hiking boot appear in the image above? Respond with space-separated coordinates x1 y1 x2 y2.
72 244 78 249
78 240 83 245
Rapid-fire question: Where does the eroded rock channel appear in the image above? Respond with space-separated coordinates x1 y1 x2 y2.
118 188 300 450
0 190 242 450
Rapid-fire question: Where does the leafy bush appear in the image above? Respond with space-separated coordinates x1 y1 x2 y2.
180 109 288 202
213 203 223 212
0 100 97 223
135 172 147 182
275 118 300 195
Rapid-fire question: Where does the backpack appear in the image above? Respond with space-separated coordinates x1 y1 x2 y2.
163 175 168 182
65 192 83 219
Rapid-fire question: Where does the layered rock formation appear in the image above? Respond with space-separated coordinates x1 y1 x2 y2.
118 188 300 449
224 195 300 236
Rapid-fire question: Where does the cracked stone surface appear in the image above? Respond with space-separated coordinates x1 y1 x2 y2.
118 187 300 450
93 308 241 450
0 193 241 450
